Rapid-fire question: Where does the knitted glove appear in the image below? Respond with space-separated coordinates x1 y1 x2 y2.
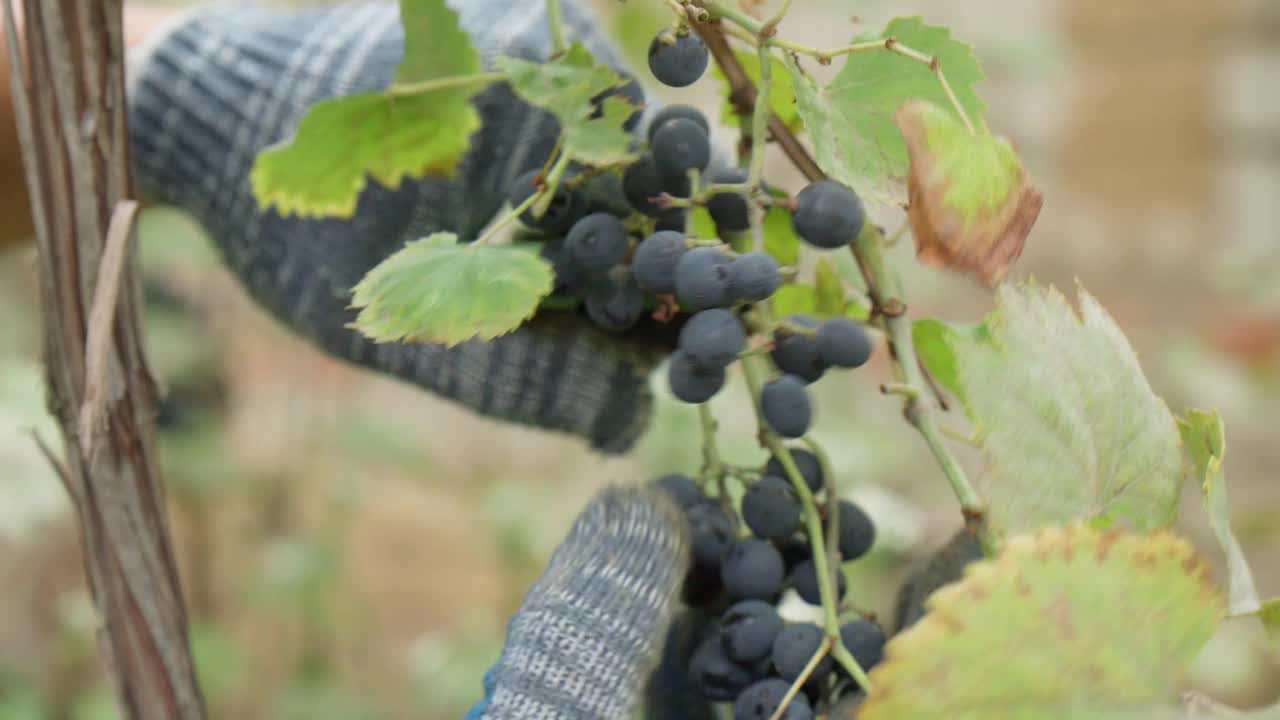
126 0 675 454
466 485 692 719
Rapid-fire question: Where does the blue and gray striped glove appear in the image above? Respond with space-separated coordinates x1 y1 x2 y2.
127 1 714 717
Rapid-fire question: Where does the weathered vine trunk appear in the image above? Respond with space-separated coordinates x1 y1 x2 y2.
2 1 206 717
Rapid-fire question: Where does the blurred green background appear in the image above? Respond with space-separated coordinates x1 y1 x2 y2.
1 0 1278 718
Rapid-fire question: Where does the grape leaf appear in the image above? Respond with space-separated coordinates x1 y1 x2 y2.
814 260 844 316
763 206 800 266
498 43 637 166
952 282 1184 533
349 233 553 346
785 18 986 206
898 100 1043 286
772 285 817 317
1177 409 1261 616
711 49 802 131
251 0 484 218
913 317 990 410
861 524 1223 720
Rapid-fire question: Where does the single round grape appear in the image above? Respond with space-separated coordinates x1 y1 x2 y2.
791 179 865 249
830 499 876 561
761 375 813 438
656 473 703 508
538 237 589 296
690 635 755 702
838 618 886 684
585 274 644 332
652 117 711 177
788 558 848 605
770 315 827 383
590 75 645 131
566 213 629 273
648 30 709 88
682 561 722 607
771 623 832 683
764 448 824 494
741 476 802 542
721 538 785 602
817 317 873 369
647 103 710 142
508 169 582 235
623 152 690 217
669 349 727 404
679 308 746 370
674 246 733 310
733 678 813 720
631 230 688 295
775 535 811 574
720 600 784 665
728 251 781 303
705 166 750 232
688 499 735 567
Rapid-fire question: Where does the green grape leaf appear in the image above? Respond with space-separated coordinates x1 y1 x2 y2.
913 317 991 410
763 205 801 266
498 43 637 166
251 0 484 218
350 233 553 346
689 206 718 239
1178 409 1261 616
952 282 1184 533
772 284 816 317
785 17 986 206
814 260 844 316
861 524 1224 720
898 100 1042 286
711 49 802 131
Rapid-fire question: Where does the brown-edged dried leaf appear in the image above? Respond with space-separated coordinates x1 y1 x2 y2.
897 100 1043 286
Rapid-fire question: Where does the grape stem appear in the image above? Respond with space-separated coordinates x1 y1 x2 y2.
802 436 843 632
697 403 726 496
853 225 996 554
740 353 872 691
474 191 539 245
530 150 572 220
769 635 831 720
545 0 566 57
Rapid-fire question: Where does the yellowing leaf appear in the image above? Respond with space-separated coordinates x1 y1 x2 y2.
498 43 637 166
349 233 553 346
953 282 1184 533
1178 409 1261 615
861 524 1223 720
251 0 485 218
786 18 986 206
897 100 1043 286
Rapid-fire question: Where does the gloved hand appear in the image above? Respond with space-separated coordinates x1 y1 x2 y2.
125 0 680 454
125 1 711 717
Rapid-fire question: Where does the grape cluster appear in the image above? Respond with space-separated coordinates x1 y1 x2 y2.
653 460 886 716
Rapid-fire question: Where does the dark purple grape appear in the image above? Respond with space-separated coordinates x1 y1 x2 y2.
509 169 582 235
771 623 832 683
728 251 781 303
585 274 644 332
764 448 824 494
656 473 703 508
566 212 629 273
838 618 886 685
690 635 755 701
761 375 813 438
830 500 876 561
721 538 785 602
788 558 847 605
817 317 873 369
705 166 750 232
792 179 865 249
679 308 746 370
741 476 802 542
631 230 687 294
771 314 827 384
674 246 733 310
647 103 709 142
669 349 727 404
623 152 690 217
688 501 735 566
648 30 709 88
733 678 813 720
720 600 784 665
652 117 711 177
